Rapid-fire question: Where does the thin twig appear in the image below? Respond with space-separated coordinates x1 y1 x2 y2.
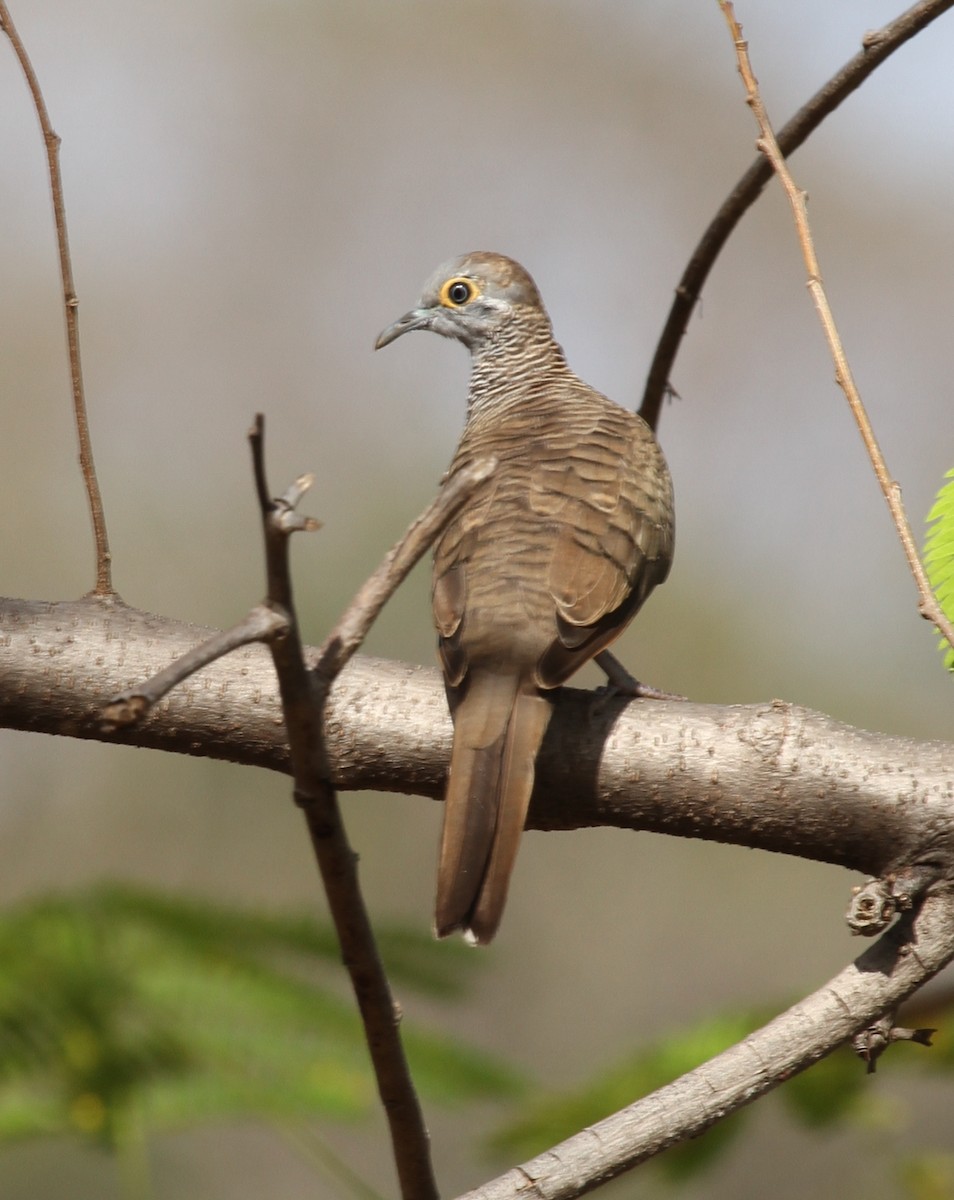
718 0 954 656
248 415 494 1200
314 456 497 689
639 0 954 434
0 2 113 594
100 605 288 730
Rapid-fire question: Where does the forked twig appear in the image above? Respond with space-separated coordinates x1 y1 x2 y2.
248 419 438 1200
718 0 954 657
0 2 112 594
640 0 954 434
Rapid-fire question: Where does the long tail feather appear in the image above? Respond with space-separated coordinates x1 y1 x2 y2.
435 671 552 944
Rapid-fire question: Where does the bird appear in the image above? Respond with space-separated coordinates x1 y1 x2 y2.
375 252 674 944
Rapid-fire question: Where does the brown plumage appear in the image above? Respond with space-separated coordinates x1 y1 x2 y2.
376 252 674 943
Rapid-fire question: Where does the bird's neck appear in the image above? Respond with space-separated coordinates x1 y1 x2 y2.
466 322 572 421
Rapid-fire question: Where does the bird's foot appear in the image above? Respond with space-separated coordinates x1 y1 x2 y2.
593 650 686 702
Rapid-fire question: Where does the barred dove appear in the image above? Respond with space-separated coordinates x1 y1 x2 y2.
376 252 674 944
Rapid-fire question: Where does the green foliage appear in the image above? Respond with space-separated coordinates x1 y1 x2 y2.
924 467 954 671
0 883 521 1157
7 884 951 1193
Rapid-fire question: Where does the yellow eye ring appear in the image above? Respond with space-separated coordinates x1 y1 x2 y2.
439 277 478 308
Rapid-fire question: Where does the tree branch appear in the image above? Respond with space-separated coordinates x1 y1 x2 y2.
313 455 496 689
717 0 954 660
86 421 495 1200
242 416 440 1200
100 604 288 729
2 597 951 893
0 1 113 594
638 0 954 433
455 890 954 1198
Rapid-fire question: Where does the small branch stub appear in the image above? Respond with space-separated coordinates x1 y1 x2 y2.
853 1012 935 1074
845 865 939 937
847 877 898 936
100 693 150 732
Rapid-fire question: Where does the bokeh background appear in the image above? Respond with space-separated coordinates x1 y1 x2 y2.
1 1 953 1196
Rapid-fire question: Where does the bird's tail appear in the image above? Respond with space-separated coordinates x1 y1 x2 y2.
435 670 553 944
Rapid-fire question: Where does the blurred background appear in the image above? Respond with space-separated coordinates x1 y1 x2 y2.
1 1 952 1196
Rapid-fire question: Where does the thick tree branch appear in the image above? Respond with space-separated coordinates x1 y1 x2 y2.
1 597 951 892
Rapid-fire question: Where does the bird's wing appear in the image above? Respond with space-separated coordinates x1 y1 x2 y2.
433 470 494 687
534 408 674 685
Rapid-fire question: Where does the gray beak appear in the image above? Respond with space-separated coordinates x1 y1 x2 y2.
374 307 433 350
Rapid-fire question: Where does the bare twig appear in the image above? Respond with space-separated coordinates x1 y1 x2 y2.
99 423 322 731
313 456 496 689
852 1011 935 1074
718 0 954 657
639 0 954 434
100 605 288 730
0 2 113 594
96 411 494 1196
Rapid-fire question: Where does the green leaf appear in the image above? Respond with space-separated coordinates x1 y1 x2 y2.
924 466 954 671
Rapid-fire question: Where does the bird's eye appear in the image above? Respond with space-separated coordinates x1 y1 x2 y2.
440 278 477 307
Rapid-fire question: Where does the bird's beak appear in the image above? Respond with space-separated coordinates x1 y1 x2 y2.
374 307 432 350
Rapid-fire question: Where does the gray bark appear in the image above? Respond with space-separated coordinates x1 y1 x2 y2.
1 595 952 885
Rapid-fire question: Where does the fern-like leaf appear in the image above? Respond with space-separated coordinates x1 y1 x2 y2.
924 467 954 671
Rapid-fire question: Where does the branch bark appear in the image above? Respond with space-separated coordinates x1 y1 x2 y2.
2 601 952 1196
2 596 952 890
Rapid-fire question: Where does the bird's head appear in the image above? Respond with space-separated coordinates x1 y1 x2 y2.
374 252 550 354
